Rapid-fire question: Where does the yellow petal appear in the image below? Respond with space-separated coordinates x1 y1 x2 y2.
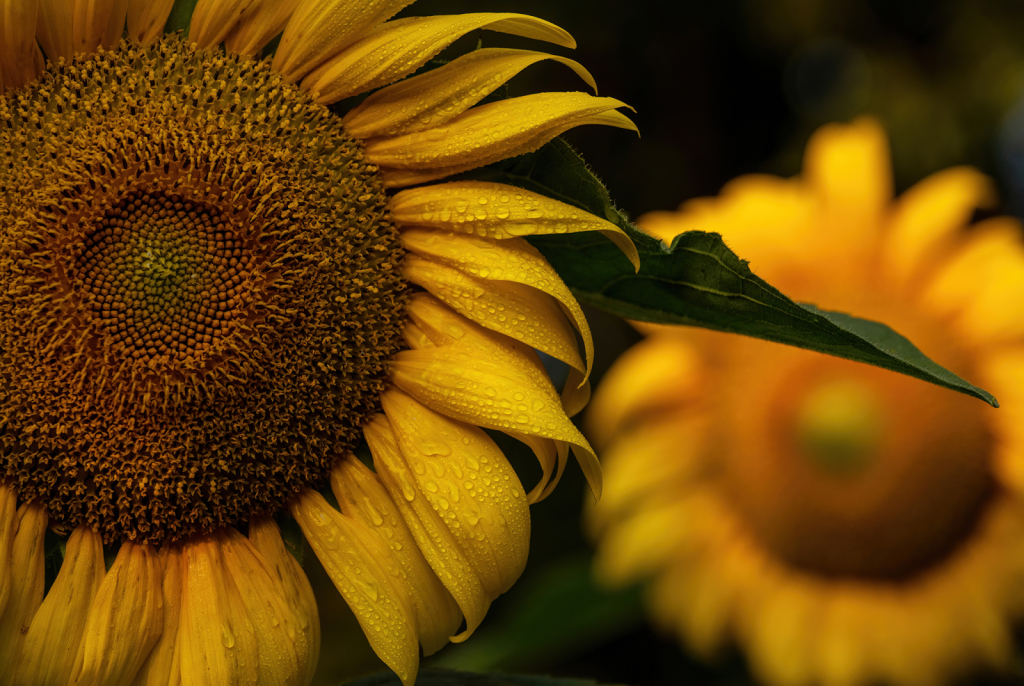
0 500 46 683
125 0 173 45
401 230 593 381
592 498 704 587
189 0 257 49
219 528 308 686
883 166 995 288
364 411 492 642
290 489 419 686
922 218 1024 346
403 255 586 380
14 525 105 686
503 432 568 503
70 542 163 686
365 93 637 187
402 306 577 503
331 456 463 656
72 0 129 53
179 534 258 686
747 580 818 686
0 0 43 89
585 333 702 448
37 0 73 61
272 0 414 82
637 175 816 282
344 47 595 139
0 482 16 618
589 417 709 532
377 393 531 601
131 546 183 686
302 13 574 104
248 517 320 686
399 292 603 498
390 181 638 270
804 117 891 239
223 0 300 57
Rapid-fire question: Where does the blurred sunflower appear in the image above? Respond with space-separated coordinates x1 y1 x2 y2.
0 1 639 685
587 119 1024 686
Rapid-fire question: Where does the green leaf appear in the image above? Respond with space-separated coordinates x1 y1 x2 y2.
343 669 608 686
454 139 998 407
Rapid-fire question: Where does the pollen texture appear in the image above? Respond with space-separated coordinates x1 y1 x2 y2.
0 36 408 544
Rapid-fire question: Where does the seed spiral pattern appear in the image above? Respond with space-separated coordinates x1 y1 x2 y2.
0 36 409 544
75 190 252 364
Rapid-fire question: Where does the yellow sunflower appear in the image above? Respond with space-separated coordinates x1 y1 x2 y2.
0 1 639 684
587 119 1024 686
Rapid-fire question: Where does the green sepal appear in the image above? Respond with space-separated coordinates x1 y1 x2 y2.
454 139 997 407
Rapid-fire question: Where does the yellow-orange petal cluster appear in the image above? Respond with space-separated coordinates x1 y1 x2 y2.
588 119 1024 686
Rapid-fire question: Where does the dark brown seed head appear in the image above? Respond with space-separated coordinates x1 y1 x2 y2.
0 35 408 544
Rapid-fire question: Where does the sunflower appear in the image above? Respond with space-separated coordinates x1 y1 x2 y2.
587 119 1024 686
0 1 639 684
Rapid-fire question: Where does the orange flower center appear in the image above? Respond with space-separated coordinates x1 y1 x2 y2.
715 299 994 580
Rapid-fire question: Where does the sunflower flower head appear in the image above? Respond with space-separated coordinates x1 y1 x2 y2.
587 119 1024 686
0 1 638 684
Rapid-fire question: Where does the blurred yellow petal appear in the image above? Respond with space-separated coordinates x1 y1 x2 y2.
223 0 300 57
290 489 419 686
179 534 258 686
219 528 309 686
638 175 816 281
747 581 818 686
0 501 46 683
302 13 574 104
403 254 585 380
365 93 636 187
344 47 595 139
390 181 639 270
591 417 709 531
249 517 320 686
804 117 891 239
71 542 163 686
585 333 703 448
189 0 257 49
131 546 183 686
654 555 733 659
37 0 73 62
594 496 708 587
922 218 1024 346
72 0 129 52
884 167 995 288
0 0 43 89
402 230 593 381
125 0 172 45
272 0 414 82
331 456 463 656
400 292 603 498
14 525 105 686
0 482 16 618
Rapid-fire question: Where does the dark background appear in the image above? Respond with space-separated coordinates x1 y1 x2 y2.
309 1 1024 684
